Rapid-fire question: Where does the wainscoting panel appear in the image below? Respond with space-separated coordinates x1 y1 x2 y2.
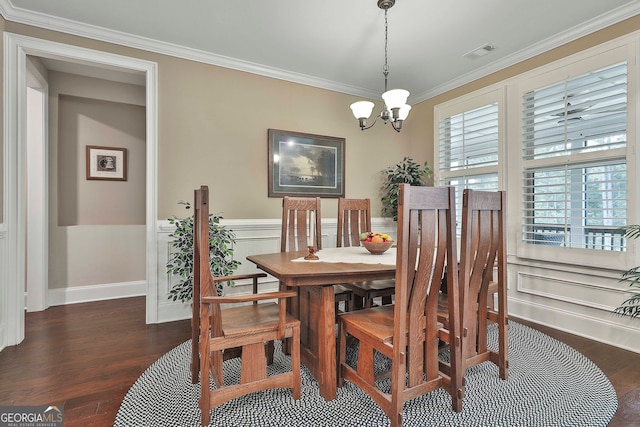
516 271 626 312
508 263 640 353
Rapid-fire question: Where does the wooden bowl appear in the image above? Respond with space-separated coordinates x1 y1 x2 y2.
362 240 393 255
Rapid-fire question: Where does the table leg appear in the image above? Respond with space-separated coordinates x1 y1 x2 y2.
317 285 337 400
295 285 337 400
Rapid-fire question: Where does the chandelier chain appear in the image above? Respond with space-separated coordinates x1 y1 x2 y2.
383 8 389 92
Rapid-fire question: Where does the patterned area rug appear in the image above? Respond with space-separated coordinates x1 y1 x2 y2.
115 322 617 426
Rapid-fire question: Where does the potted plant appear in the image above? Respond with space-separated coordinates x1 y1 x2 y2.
166 201 240 302
380 156 433 221
614 224 640 318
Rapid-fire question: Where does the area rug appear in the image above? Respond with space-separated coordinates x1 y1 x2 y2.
114 322 617 426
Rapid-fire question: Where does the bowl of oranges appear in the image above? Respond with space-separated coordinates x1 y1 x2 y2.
360 232 394 255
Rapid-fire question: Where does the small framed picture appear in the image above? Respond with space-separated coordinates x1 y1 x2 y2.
86 145 127 181
268 129 345 198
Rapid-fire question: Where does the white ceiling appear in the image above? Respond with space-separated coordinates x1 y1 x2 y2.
3 0 640 102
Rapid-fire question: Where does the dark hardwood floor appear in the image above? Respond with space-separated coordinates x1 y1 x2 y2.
0 297 191 427
0 297 638 426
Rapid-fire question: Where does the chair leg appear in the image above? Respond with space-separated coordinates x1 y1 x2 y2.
200 340 211 426
352 294 365 310
337 320 346 387
291 325 301 400
211 350 224 387
266 341 274 365
191 313 200 384
364 296 372 309
389 410 402 427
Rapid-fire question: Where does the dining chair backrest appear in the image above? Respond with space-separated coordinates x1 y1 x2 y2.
336 198 371 248
459 188 508 378
394 183 463 399
281 197 322 252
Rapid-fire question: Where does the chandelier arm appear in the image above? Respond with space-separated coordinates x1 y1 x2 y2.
390 120 402 132
360 113 382 131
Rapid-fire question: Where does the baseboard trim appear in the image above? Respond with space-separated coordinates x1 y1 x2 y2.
48 280 146 306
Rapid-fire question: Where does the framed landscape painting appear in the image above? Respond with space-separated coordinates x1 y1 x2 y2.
268 129 345 198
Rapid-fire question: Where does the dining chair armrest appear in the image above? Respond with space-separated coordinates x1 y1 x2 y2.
209 273 267 286
210 273 268 302
201 290 296 305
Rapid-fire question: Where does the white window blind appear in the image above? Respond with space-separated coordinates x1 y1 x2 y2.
438 102 500 230
439 103 499 172
521 61 627 251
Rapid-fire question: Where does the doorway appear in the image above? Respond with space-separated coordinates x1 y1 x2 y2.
2 33 159 350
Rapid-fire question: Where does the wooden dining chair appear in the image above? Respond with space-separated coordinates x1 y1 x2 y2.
336 198 395 309
281 196 353 313
189 190 268 383
338 185 464 427
195 186 301 426
438 189 508 381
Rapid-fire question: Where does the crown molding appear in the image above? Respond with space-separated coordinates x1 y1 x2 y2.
0 0 380 99
2 0 639 103
0 1 9 18
412 1 640 103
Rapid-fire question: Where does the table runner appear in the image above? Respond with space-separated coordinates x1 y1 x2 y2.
291 246 396 266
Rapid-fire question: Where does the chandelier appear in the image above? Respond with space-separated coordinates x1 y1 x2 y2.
350 0 410 132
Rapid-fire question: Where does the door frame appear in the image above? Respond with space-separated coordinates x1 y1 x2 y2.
2 32 159 350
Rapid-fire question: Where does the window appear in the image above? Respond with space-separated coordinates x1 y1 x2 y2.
437 92 501 229
521 61 627 251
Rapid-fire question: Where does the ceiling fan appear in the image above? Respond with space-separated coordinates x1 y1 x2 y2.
552 94 594 123
552 92 625 125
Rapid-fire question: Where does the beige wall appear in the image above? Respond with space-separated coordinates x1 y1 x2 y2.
156 57 426 220
48 71 147 289
57 94 146 226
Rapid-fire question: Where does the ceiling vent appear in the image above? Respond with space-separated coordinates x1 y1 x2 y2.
464 44 495 59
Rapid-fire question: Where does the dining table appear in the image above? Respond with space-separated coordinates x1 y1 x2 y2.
246 246 396 400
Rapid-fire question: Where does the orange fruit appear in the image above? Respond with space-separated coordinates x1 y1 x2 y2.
371 235 384 243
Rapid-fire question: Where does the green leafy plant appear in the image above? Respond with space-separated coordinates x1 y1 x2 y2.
614 224 640 318
380 156 433 221
166 201 240 302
